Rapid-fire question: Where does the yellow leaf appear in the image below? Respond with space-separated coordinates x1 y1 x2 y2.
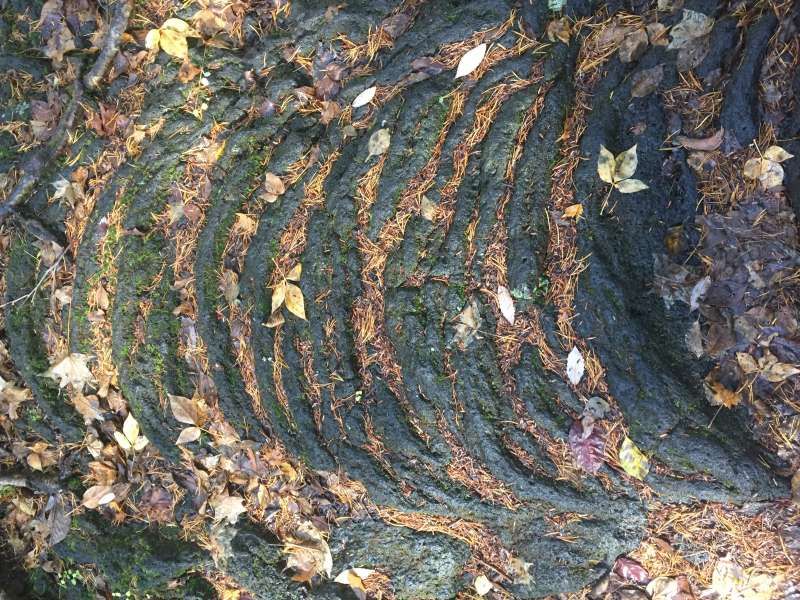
614 178 649 193
145 29 161 50
285 282 306 320
619 436 649 480
271 280 287 313
158 28 188 59
563 203 583 219
122 412 139 443
265 311 285 328
597 145 616 183
162 18 192 34
286 263 302 282
763 145 793 163
743 157 767 180
614 144 639 180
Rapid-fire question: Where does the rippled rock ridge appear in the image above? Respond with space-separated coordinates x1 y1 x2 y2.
0 0 796 598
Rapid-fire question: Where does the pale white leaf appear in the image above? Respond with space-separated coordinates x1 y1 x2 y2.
566 346 585 385
455 43 487 79
497 285 515 325
614 178 649 193
352 86 376 108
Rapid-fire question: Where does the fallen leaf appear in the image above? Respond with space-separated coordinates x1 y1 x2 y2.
619 436 649 480
676 128 724 151
113 413 149 452
272 280 287 313
597 145 616 184
689 276 710 311
599 143 648 193
40 0 76 64
647 575 696 600
367 128 391 159
178 60 202 83
568 419 605 473
82 485 116 509
210 493 246 525
176 426 202 444
455 43 487 78
285 282 306 320
546 17 571 44
646 23 669 46
614 557 650 584
334 568 376 600
284 521 333 581
169 394 204 426
763 145 794 163
584 396 610 419
453 299 482 350
264 172 286 196
286 263 302 281
45 354 94 390
566 346 585 385
761 361 800 383
668 10 714 50
631 65 664 98
421 195 437 221
615 178 649 193
474 574 493 596
352 86 377 108
618 28 648 63
496 285 515 325
563 203 583 219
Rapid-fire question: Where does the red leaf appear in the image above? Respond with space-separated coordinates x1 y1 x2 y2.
613 556 650 584
568 419 606 473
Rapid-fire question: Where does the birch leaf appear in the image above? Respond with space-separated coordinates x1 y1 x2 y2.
455 43 487 78
615 178 649 193
474 574 493 596
145 29 161 50
158 28 188 59
285 282 306 320
763 145 793 163
614 145 638 180
122 412 139 443
367 128 391 159
597 145 616 183
566 346 585 385
176 426 202 444
352 86 376 108
286 263 302 281
619 436 650 480
497 285 515 325
272 280 287 313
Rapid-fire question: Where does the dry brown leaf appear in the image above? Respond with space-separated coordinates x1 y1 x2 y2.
45 354 94 390
272 280 287 313
264 172 286 196
286 263 302 281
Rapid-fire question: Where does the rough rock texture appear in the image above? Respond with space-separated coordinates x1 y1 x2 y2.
1 0 796 598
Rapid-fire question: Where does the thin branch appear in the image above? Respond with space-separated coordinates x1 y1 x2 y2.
83 0 135 92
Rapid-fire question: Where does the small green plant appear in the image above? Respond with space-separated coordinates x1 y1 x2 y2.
531 276 550 304
57 567 81 588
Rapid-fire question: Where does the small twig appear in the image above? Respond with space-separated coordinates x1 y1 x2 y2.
1 248 68 308
0 78 82 226
83 0 134 92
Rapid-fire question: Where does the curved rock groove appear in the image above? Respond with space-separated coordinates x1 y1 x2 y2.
2 0 793 598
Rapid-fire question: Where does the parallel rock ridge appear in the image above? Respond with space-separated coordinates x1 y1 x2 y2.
0 0 796 599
